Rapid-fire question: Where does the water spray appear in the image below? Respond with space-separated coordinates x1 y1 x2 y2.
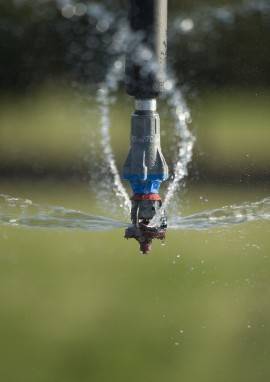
123 0 169 254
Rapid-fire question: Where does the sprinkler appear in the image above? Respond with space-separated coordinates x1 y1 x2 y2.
123 0 169 254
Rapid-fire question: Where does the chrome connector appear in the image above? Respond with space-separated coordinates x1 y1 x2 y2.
135 99 157 112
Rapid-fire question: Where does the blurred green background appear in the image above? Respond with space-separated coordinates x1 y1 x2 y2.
0 1 270 382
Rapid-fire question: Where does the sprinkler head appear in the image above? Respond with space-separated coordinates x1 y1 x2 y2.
124 194 167 254
122 99 169 254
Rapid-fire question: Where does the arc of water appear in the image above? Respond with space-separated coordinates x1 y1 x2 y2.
1 192 269 232
55 0 196 218
97 58 131 215
162 78 195 210
54 0 269 214
53 0 200 218
0 194 127 231
169 197 270 230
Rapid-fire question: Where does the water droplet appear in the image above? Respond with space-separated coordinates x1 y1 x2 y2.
96 19 110 33
179 18 194 33
75 3 87 16
9 219 17 225
114 60 123 70
164 80 173 91
61 4 75 19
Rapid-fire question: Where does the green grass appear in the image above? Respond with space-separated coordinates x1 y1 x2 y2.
0 182 270 382
194 90 270 168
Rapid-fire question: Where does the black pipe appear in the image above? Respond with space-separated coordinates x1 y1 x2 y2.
125 0 168 99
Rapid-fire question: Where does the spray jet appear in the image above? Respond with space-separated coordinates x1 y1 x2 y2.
123 0 169 254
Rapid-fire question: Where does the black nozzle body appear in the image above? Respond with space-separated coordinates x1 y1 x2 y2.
125 0 168 99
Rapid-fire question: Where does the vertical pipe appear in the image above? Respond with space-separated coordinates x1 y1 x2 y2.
125 0 168 99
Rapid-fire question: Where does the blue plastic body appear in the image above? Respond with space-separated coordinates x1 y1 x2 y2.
123 174 167 194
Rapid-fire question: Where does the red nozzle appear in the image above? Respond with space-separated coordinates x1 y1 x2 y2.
140 240 152 255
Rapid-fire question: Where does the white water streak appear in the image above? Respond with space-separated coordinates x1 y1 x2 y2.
1 193 269 232
0 194 127 231
163 79 195 209
97 59 131 214
169 197 270 230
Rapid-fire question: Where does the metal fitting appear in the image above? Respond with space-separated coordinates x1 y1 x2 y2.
135 99 157 112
